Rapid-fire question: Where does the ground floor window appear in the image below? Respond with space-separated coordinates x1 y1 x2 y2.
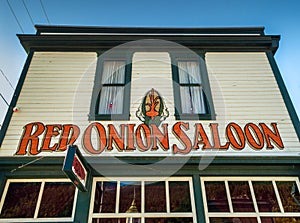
201 176 300 223
0 179 77 222
89 177 196 223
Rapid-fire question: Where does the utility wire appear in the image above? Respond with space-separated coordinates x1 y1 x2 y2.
0 69 14 90
10 156 45 173
6 0 24 33
22 0 35 26
0 92 10 107
40 0 50 24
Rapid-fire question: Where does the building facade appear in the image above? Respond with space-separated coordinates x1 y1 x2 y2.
0 26 300 223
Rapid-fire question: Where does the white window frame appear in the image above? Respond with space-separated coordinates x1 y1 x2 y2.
201 176 300 223
89 176 197 223
0 178 78 223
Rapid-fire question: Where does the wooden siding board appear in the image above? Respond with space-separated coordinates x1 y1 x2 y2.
1 51 299 157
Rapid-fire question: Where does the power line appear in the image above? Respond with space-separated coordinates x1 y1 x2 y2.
0 92 10 107
6 0 24 33
0 69 15 90
40 0 51 24
22 0 35 26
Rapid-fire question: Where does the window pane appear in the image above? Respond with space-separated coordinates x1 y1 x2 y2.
145 181 166 212
101 61 125 84
180 86 206 114
169 181 192 212
204 181 229 212
276 181 300 212
38 182 75 218
0 182 41 218
229 181 255 212
92 218 126 223
145 218 193 223
252 181 280 212
210 218 258 223
178 61 201 84
261 217 300 223
93 181 117 213
119 182 141 213
98 86 124 114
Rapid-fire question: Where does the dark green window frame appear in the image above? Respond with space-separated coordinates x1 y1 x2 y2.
89 52 133 121
171 53 215 120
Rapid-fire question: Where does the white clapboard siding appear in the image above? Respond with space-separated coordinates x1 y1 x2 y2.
206 52 299 152
0 52 97 155
1 51 299 157
130 52 176 123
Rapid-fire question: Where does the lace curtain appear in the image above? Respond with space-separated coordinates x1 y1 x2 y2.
98 61 125 114
178 61 206 114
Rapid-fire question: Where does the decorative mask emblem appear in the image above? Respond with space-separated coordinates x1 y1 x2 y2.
136 88 169 126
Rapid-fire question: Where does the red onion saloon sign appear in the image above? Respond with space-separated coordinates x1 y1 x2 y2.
15 89 284 155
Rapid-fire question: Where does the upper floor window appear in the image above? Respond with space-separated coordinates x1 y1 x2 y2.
97 60 126 115
90 51 214 121
89 54 132 121
172 54 215 120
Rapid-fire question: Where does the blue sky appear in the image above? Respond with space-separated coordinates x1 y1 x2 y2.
0 0 299 126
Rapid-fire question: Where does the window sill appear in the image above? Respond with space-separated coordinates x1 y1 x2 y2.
88 114 130 121
174 113 215 120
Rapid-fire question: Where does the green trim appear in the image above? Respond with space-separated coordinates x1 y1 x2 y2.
35 25 266 35
18 34 280 54
266 51 300 140
0 51 34 148
192 174 206 223
2 156 300 167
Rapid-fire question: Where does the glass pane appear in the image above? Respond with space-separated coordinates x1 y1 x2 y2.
145 181 166 212
229 181 255 212
0 182 41 218
261 217 300 223
38 182 75 217
101 61 125 84
204 181 229 212
210 218 258 223
145 218 193 223
119 181 141 213
178 61 201 84
98 86 124 114
169 181 192 212
92 218 126 223
276 181 300 212
252 181 280 212
93 181 117 213
180 86 206 114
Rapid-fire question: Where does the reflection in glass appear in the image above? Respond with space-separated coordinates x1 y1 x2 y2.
0 182 41 218
252 181 280 212
204 181 229 212
38 182 75 217
145 218 193 223
276 181 300 212
93 181 117 213
169 181 192 212
119 181 141 214
261 217 300 223
92 218 126 223
145 181 166 212
210 217 258 223
229 181 255 212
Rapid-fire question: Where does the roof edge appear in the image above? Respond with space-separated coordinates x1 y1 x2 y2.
34 24 266 35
